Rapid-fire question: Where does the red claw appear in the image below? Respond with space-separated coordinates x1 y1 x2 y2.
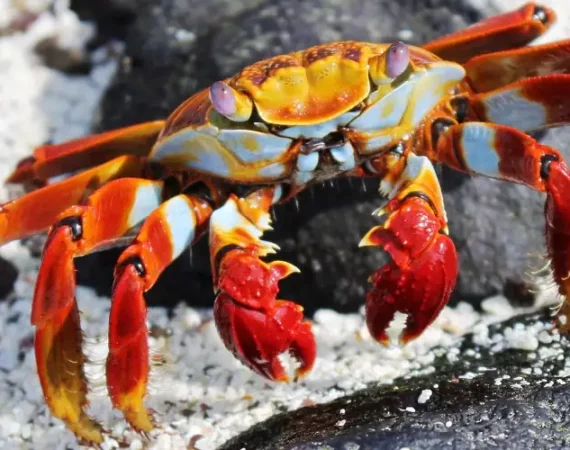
362 197 458 344
214 249 316 381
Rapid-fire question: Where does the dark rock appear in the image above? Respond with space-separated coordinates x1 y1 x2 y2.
0 254 18 299
67 0 562 313
69 0 138 46
219 309 570 450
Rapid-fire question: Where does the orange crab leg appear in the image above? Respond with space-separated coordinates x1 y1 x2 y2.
423 2 555 64
0 156 146 246
108 188 214 432
210 187 316 382
33 177 165 444
359 150 458 344
7 121 164 184
464 39 570 93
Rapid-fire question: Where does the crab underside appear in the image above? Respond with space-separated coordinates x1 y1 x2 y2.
2 1 570 445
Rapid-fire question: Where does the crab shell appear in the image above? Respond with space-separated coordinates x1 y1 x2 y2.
151 42 465 183
231 42 437 126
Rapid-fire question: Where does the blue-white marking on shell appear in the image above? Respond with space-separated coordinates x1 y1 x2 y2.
349 83 414 132
217 129 292 163
150 124 292 180
358 132 397 155
479 87 547 132
330 142 356 170
405 63 465 126
162 195 197 258
459 123 500 177
296 152 319 172
127 181 164 228
278 112 359 139
257 162 288 178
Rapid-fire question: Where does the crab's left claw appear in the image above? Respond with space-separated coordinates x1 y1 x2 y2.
361 196 458 344
213 249 316 381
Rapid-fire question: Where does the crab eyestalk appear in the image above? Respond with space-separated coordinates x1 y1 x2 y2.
369 41 410 85
209 81 253 122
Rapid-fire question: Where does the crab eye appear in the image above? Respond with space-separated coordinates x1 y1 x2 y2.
386 41 409 78
210 82 236 116
209 81 253 122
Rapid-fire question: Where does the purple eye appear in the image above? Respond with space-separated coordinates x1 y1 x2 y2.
386 41 409 78
209 81 236 116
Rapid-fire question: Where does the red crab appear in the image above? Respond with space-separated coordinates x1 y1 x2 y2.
1 1 570 444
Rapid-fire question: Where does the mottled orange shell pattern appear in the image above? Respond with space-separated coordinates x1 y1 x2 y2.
228 41 439 126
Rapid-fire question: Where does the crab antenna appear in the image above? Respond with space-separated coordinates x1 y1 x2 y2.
209 81 253 122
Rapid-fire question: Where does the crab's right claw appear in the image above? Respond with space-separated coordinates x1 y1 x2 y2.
360 196 459 345
213 250 316 382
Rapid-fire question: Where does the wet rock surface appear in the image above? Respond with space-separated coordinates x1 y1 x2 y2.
220 309 570 450
67 0 557 312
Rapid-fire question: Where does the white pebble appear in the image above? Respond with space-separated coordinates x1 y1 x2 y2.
417 389 432 404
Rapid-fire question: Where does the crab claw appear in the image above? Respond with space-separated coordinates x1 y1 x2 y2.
544 160 570 331
360 196 458 344
213 249 316 381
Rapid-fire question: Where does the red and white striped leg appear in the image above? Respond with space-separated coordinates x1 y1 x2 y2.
434 121 570 329
108 189 214 432
32 177 165 443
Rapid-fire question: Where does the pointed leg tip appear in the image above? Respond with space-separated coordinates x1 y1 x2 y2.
67 415 106 445
124 407 155 434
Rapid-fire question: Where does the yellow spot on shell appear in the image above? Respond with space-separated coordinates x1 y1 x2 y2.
242 135 261 152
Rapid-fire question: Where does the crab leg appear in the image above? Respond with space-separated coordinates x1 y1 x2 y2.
359 150 458 344
464 39 570 93
422 2 555 64
469 74 570 131
7 121 164 184
210 187 316 381
108 188 214 432
430 120 570 328
33 177 165 443
0 156 147 246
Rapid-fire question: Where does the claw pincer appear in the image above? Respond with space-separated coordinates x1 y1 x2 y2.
214 249 316 382
210 194 316 382
362 196 458 344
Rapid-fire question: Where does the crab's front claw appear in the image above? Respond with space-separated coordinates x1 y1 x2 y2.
213 249 316 381
361 196 458 345
544 160 570 330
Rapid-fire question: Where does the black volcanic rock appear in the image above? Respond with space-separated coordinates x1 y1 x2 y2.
219 309 570 450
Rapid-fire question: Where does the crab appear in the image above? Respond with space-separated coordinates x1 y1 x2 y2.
1 1 570 444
